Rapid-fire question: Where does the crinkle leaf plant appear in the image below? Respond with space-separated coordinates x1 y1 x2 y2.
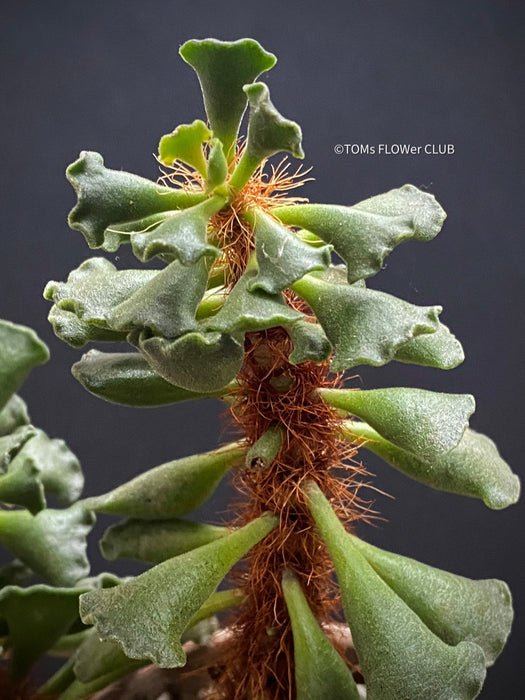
0 38 520 700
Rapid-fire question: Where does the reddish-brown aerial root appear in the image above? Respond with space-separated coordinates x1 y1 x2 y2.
208 328 375 700
161 145 376 699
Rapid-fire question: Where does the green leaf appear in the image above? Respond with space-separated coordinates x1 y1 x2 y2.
282 569 360 700
0 428 83 513
247 209 331 294
179 38 276 158
245 426 283 471
0 585 86 680
44 258 157 332
110 258 209 338
158 119 211 175
394 321 465 369
0 560 32 589
0 394 30 437
345 422 520 510
348 536 514 666
206 138 228 192
100 518 229 563
293 275 441 371
287 319 332 365
206 269 302 334
71 350 231 406
81 442 246 519
229 83 304 189
130 196 224 265
139 330 244 393
79 513 278 667
322 387 475 461
0 425 36 472
305 482 486 700
47 305 127 348
0 505 95 586
66 151 205 250
0 320 49 411
275 185 445 284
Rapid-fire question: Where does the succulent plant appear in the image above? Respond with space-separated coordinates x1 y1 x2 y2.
1 38 520 699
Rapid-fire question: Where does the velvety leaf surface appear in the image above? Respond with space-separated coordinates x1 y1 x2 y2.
0 320 49 411
243 83 304 163
130 196 223 265
0 426 36 473
66 151 204 250
44 258 157 332
293 275 441 371
0 505 95 586
47 305 127 348
248 209 331 294
139 330 244 393
71 350 230 406
0 584 86 680
275 185 445 284
349 535 514 665
282 570 360 700
305 482 486 700
322 387 475 461
109 257 208 337
158 119 211 174
394 322 465 369
206 269 302 335
0 395 30 437
100 518 229 563
206 138 228 191
287 319 332 365
245 426 283 471
81 442 245 519
346 422 520 509
179 39 276 157
79 514 278 667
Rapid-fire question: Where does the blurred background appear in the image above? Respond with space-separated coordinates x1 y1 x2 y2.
1 1 523 696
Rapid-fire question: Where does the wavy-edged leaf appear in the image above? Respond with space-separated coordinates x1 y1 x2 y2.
0 560 32 589
206 269 302 335
179 38 276 158
0 428 83 513
349 536 513 666
139 330 244 393
0 505 95 586
80 513 278 667
81 442 245 519
0 320 49 411
229 83 303 189
0 585 86 680
293 275 441 371
110 257 208 338
66 151 205 250
282 569 360 700
394 321 464 369
305 482 486 700
247 209 331 294
71 350 231 407
100 518 229 563
131 195 224 265
0 395 30 437
47 305 127 348
322 387 475 461
44 258 157 332
0 425 36 472
287 319 332 365
158 119 211 175
276 185 445 284
345 422 520 510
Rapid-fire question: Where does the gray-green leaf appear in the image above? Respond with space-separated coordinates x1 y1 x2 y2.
0 320 49 411
322 387 475 461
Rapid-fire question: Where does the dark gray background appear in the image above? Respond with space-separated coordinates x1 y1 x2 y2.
1 1 523 696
